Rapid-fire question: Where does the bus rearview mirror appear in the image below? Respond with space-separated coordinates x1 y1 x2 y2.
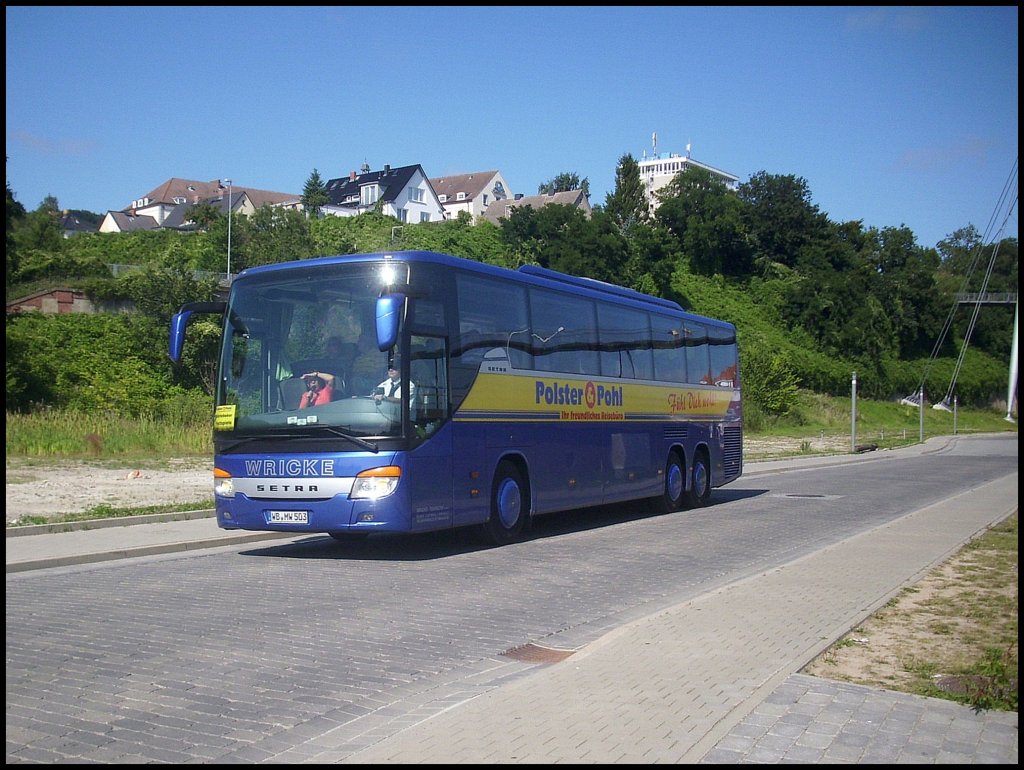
375 294 403 351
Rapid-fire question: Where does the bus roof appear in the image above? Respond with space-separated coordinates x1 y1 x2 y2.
236 250 734 329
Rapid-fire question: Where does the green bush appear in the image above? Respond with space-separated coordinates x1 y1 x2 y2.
742 346 800 417
5 311 200 416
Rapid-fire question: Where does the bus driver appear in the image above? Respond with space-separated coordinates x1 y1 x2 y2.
373 363 415 405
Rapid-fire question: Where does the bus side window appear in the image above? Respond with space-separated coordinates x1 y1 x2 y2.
410 337 448 429
684 321 710 385
599 304 652 380
456 274 531 374
709 325 738 387
652 314 686 383
529 289 598 375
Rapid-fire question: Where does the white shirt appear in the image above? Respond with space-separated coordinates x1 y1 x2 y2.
376 377 416 402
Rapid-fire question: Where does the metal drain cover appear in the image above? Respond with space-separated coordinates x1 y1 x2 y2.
501 643 576 663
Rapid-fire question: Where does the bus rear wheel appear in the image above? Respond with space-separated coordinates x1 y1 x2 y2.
686 451 712 508
482 460 529 546
654 452 686 513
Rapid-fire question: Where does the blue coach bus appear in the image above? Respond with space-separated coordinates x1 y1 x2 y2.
169 250 742 545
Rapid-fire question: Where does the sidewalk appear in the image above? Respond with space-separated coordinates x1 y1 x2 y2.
335 470 1017 764
5 511 298 573
5 438 1018 763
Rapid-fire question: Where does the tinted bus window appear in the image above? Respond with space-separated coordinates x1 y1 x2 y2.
529 289 599 375
454 274 530 398
652 313 686 383
410 297 447 333
708 324 738 386
598 304 653 379
685 321 711 384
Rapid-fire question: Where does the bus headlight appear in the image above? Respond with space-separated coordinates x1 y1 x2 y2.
350 466 401 500
214 467 235 498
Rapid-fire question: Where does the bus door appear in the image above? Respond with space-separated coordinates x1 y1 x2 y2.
404 335 454 531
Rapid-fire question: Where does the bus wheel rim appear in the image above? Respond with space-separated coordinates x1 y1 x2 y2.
497 479 521 528
667 463 684 503
693 461 708 498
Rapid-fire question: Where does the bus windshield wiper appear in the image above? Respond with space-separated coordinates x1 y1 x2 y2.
313 425 379 452
218 428 378 453
218 434 273 452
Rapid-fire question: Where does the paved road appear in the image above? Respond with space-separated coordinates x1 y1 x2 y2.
5 433 1018 763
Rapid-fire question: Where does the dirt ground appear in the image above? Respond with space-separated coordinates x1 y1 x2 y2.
5 458 213 525
801 526 1018 697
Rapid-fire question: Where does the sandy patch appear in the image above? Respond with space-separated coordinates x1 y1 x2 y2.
6 459 213 524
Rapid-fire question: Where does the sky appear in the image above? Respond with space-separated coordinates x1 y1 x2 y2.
6 6 1018 250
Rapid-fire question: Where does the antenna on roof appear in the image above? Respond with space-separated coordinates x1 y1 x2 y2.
652 131 657 157
360 160 370 174
686 141 692 158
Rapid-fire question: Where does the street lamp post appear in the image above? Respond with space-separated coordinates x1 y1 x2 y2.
225 179 233 279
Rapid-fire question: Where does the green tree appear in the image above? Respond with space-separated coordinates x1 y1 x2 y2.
5 312 179 416
604 153 648 233
6 175 27 286
545 209 629 283
184 201 221 229
784 240 896 366
242 205 315 268
301 168 329 220
11 195 64 256
737 172 829 273
309 215 358 256
869 225 945 359
498 203 628 283
538 172 590 197
112 263 221 323
741 346 800 417
309 211 398 255
60 228 201 268
12 250 111 288
936 225 985 274
935 230 1018 367
655 167 751 276
391 214 508 267
621 222 679 300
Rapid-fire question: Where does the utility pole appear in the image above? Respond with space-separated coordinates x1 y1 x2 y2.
225 179 233 279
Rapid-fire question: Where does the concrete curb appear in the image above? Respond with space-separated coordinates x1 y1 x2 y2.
5 529 298 573
6 508 216 537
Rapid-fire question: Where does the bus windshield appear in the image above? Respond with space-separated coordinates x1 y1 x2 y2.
216 261 411 438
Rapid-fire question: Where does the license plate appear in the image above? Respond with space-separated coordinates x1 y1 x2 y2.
269 510 309 524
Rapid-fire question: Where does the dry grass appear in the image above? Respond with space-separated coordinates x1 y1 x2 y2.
802 510 1018 711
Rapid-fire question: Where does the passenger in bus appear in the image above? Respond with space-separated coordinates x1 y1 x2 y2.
298 374 334 408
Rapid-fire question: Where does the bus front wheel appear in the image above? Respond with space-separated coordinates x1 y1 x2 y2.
686 451 712 508
654 452 686 513
483 460 529 546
